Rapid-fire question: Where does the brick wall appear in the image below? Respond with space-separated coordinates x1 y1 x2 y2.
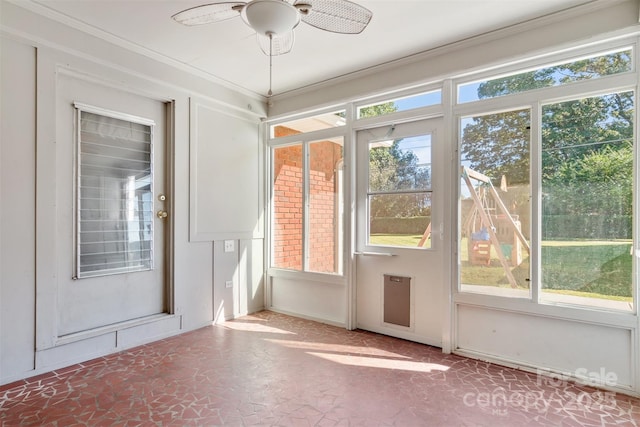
308 141 342 273
273 144 303 270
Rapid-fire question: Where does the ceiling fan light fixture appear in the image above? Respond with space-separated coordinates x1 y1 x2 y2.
241 0 301 35
173 0 372 97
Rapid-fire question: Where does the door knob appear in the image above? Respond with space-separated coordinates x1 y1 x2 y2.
157 210 168 219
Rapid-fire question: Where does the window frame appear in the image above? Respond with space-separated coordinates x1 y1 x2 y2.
538 88 636 310
452 40 638 317
267 116 347 278
457 106 533 296
364 131 435 250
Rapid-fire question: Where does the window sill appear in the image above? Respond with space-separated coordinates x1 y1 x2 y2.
454 290 637 328
540 292 633 312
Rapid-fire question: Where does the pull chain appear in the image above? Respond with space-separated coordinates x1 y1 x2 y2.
268 32 273 97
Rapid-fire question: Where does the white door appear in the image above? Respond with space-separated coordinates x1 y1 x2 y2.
55 74 168 336
355 118 446 346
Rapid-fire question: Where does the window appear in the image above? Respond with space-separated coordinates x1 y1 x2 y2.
76 107 154 278
271 138 344 274
367 134 432 249
459 109 531 295
271 110 345 138
357 90 442 119
540 91 634 310
457 45 636 312
458 47 632 103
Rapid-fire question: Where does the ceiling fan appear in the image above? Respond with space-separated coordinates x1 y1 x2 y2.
172 0 373 96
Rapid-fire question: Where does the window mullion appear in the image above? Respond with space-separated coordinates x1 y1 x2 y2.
634 84 639 315
303 142 310 272
531 102 542 303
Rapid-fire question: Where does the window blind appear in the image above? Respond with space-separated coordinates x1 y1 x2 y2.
77 110 154 278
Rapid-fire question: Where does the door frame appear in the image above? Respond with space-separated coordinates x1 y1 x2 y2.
348 115 454 349
35 56 176 351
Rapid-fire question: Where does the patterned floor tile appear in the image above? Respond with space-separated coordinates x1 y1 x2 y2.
0 311 639 426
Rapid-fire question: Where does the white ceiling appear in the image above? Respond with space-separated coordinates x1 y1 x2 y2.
30 0 597 98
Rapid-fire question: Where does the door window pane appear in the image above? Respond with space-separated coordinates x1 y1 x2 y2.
309 139 344 274
459 109 531 295
367 135 432 248
272 144 303 270
77 110 153 278
541 91 634 311
369 193 432 247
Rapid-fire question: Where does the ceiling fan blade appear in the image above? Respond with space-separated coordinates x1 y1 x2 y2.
257 31 295 56
172 2 246 26
295 0 372 34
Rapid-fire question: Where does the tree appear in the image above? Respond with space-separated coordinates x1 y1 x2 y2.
359 102 432 221
461 110 530 185
461 50 632 187
540 91 633 239
543 143 633 227
359 102 397 119
369 140 431 218
461 50 634 241
541 91 633 180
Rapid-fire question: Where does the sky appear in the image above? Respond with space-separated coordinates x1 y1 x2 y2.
396 135 431 166
394 90 441 110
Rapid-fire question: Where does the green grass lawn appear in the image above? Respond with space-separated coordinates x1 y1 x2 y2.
540 240 632 298
463 238 633 301
370 233 633 302
369 234 429 247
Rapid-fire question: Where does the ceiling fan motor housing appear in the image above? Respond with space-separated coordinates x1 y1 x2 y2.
242 0 301 35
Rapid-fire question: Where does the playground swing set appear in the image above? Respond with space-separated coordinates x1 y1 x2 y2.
416 166 530 289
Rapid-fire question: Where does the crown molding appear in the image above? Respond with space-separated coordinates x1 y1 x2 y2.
4 0 267 103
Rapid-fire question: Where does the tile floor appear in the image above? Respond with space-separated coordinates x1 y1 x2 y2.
1 310 639 426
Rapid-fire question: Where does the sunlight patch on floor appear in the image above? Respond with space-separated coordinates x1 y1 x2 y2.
266 339 410 359
221 322 296 334
308 352 450 373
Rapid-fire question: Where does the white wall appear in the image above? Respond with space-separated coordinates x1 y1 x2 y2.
212 239 265 323
0 36 37 381
456 305 635 391
269 275 347 326
189 95 265 324
0 0 265 385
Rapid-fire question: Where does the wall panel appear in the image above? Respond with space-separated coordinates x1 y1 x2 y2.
457 304 634 391
270 276 347 326
190 99 263 242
